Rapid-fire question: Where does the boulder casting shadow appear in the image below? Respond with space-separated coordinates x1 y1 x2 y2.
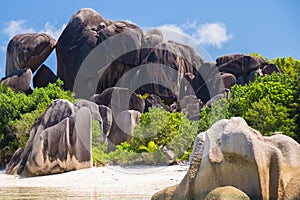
152 117 300 200
6 99 112 177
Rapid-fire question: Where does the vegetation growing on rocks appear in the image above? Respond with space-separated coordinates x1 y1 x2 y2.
0 56 299 167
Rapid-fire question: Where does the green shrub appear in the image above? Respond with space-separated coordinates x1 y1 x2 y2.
130 107 198 158
226 56 300 141
0 79 74 165
91 107 199 166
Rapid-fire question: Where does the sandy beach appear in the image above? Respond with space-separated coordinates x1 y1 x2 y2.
0 165 188 199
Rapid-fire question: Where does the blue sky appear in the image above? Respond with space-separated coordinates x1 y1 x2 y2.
0 0 299 78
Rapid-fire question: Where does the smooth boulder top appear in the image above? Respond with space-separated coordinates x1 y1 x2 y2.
6 33 55 76
152 117 300 200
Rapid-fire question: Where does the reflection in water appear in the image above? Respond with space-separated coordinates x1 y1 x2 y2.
0 187 149 200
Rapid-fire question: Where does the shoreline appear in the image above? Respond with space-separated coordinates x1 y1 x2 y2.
0 165 188 199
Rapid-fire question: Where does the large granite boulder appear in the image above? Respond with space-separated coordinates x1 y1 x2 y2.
152 117 300 200
107 110 141 151
92 87 145 114
92 87 144 149
33 64 58 88
129 41 203 105
6 99 111 177
189 62 225 103
56 8 111 91
216 54 267 77
95 21 143 94
57 7 143 96
6 33 55 76
0 68 32 94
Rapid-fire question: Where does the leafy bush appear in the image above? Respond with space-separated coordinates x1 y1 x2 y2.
91 107 198 166
226 56 300 141
130 107 198 158
0 80 74 165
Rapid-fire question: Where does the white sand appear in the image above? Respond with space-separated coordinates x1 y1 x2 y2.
0 165 188 199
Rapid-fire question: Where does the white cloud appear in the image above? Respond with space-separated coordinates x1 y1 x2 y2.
194 23 232 48
3 20 35 39
40 22 66 40
2 19 65 40
153 22 232 48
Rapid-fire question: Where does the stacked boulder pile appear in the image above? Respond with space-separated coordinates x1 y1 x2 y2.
2 7 288 182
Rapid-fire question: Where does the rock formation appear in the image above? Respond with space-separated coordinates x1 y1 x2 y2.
144 94 169 112
92 87 143 149
95 21 143 94
56 8 111 91
6 99 112 177
107 110 141 151
92 87 145 114
0 68 32 94
152 117 300 200
6 33 55 76
3 8 282 108
33 64 58 88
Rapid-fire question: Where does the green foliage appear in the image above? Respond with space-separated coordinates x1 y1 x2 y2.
198 96 228 133
0 79 74 165
226 56 300 141
91 107 198 166
108 144 168 166
1 55 299 167
130 107 198 158
272 56 300 77
138 141 158 153
138 93 149 100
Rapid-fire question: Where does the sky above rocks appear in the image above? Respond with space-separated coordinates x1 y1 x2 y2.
0 0 299 78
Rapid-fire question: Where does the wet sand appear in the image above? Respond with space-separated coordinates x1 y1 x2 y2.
0 165 188 199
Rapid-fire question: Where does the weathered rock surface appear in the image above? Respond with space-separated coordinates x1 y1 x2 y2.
141 29 164 61
0 68 32 94
262 63 282 75
95 21 143 94
6 99 111 177
220 72 236 89
33 64 58 88
92 87 143 150
56 8 111 91
204 186 250 200
152 117 300 200
99 105 113 140
56 7 143 95
132 41 204 105
177 95 203 120
144 94 169 112
188 62 225 103
92 87 145 114
6 33 56 76
107 110 141 151
216 54 267 77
